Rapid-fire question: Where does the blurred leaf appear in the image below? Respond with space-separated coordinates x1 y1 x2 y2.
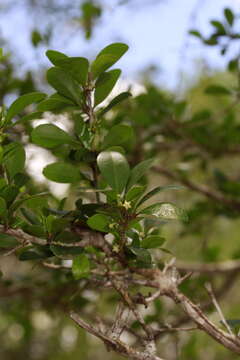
87 214 110 232
0 197 7 218
97 151 130 193
139 202 188 221
47 67 82 104
55 57 89 86
0 233 18 248
125 185 145 202
102 124 134 149
46 50 68 65
31 124 76 148
3 142 25 179
19 246 53 261
205 85 231 95
224 8 234 26
189 30 202 39
31 29 42 47
126 158 154 191
141 235 166 249
129 247 152 264
99 91 131 116
91 43 128 78
94 69 121 106
5 92 46 125
43 162 82 183
137 185 183 207
72 254 90 279
210 20 226 35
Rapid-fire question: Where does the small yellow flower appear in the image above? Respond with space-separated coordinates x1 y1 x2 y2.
122 200 131 210
109 223 116 229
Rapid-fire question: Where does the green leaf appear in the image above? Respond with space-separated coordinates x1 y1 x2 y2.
125 185 145 202
224 8 234 26
126 158 154 191
99 92 131 116
137 185 184 207
43 162 82 183
205 85 231 95
37 98 74 112
210 20 226 35
20 207 40 225
102 124 134 149
19 246 53 261
141 235 166 249
189 30 202 39
31 29 42 47
31 124 75 148
0 233 18 248
55 57 89 86
87 214 110 232
46 50 68 66
97 151 130 193
94 69 121 106
91 43 128 78
224 319 240 330
5 92 46 125
13 111 43 126
0 197 7 218
139 202 188 221
72 254 90 279
47 67 82 104
129 247 152 264
3 142 25 179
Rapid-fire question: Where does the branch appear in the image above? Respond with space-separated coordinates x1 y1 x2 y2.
70 312 165 360
153 166 240 211
176 259 240 273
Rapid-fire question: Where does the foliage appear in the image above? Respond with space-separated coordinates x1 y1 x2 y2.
1 5 240 360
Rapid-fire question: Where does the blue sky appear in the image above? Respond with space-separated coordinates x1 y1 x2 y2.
1 0 240 90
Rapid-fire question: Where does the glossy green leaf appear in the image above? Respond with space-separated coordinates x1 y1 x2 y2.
0 233 18 248
137 185 184 207
102 124 134 150
5 92 46 125
43 162 82 183
13 111 43 126
55 57 89 86
47 67 82 104
126 158 154 191
46 50 68 65
125 185 145 202
94 69 121 106
141 235 166 249
139 202 188 221
91 43 128 78
31 124 75 148
99 91 131 116
3 142 25 179
37 99 73 112
87 214 110 232
72 254 90 279
97 151 130 193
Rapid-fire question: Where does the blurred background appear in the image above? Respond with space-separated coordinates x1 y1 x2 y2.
1 1 240 359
